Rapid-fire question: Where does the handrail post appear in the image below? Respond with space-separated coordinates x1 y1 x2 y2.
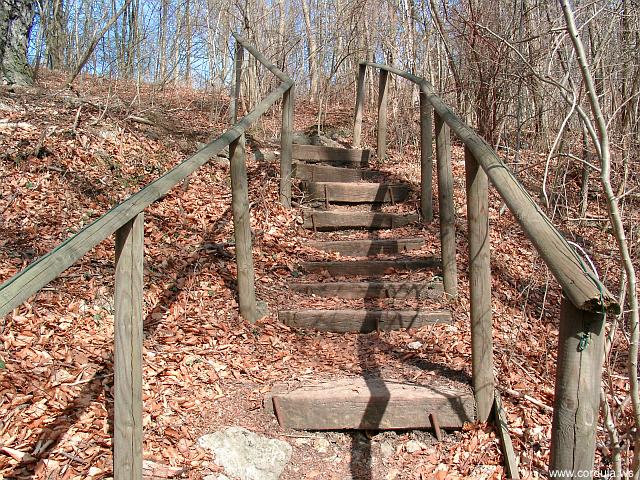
419 89 433 222
465 146 493 422
230 136 258 322
114 212 144 480
377 69 389 161
230 38 258 322
550 297 605 476
434 112 458 297
280 85 294 208
353 63 366 148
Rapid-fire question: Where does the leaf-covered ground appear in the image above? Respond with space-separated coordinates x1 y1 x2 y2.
0 72 633 479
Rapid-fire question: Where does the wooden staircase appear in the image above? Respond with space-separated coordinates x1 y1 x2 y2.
270 144 474 431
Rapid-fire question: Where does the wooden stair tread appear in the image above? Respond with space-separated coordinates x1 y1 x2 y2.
300 258 440 276
303 209 419 230
308 237 425 256
302 181 410 204
293 144 370 167
294 163 380 182
289 280 443 299
267 377 475 430
278 309 452 332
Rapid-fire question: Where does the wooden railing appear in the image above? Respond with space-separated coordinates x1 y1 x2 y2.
0 35 293 478
353 61 619 475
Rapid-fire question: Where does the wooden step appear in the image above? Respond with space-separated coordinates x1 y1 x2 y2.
302 182 410 204
289 281 443 299
308 238 425 256
278 309 452 333
267 378 475 430
300 258 440 276
293 144 370 167
294 163 380 182
303 210 419 230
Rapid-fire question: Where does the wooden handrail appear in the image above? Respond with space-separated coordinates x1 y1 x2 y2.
0 35 294 479
231 33 295 209
356 60 618 477
0 80 292 317
359 61 617 314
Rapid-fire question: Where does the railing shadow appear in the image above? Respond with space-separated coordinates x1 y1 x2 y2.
5 204 237 477
349 331 389 480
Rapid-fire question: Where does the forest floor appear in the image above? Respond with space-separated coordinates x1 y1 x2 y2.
0 71 632 479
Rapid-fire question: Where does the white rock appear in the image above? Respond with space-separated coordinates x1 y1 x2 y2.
199 427 292 480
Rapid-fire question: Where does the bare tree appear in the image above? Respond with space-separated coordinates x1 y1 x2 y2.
0 0 34 85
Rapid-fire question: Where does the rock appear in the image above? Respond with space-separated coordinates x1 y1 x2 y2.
294 437 310 446
253 150 277 162
198 427 292 480
98 129 118 142
311 134 342 148
379 441 395 460
215 157 230 167
407 341 423 350
405 440 424 454
292 132 312 145
312 437 330 453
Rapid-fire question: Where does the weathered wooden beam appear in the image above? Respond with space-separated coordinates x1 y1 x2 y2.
308 237 424 256
302 182 409 204
302 210 418 231
435 112 458 297
359 61 617 313
114 213 144 480
377 69 389 161
278 309 452 333
0 77 293 318
280 85 294 208
419 79 616 313
229 135 258 323
465 146 494 422
353 63 366 148
299 258 440 276
292 144 370 167
550 297 605 477
494 392 520 479
420 89 433 222
232 33 291 84
289 280 443 299
269 378 475 430
293 163 380 183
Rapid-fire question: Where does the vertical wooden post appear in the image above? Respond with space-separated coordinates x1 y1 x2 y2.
377 69 389 162
229 37 257 322
434 112 458 297
550 297 605 478
353 63 366 148
230 136 258 323
280 85 294 208
114 213 144 480
419 89 433 222
465 146 493 422
230 39 243 124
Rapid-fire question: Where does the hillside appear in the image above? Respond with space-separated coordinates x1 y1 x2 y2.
0 72 631 479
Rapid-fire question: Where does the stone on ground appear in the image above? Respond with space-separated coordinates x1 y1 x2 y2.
198 427 292 480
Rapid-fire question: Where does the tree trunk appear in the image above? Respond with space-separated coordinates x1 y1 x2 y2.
45 0 66 69
300 0 318 102
0 0 34 85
